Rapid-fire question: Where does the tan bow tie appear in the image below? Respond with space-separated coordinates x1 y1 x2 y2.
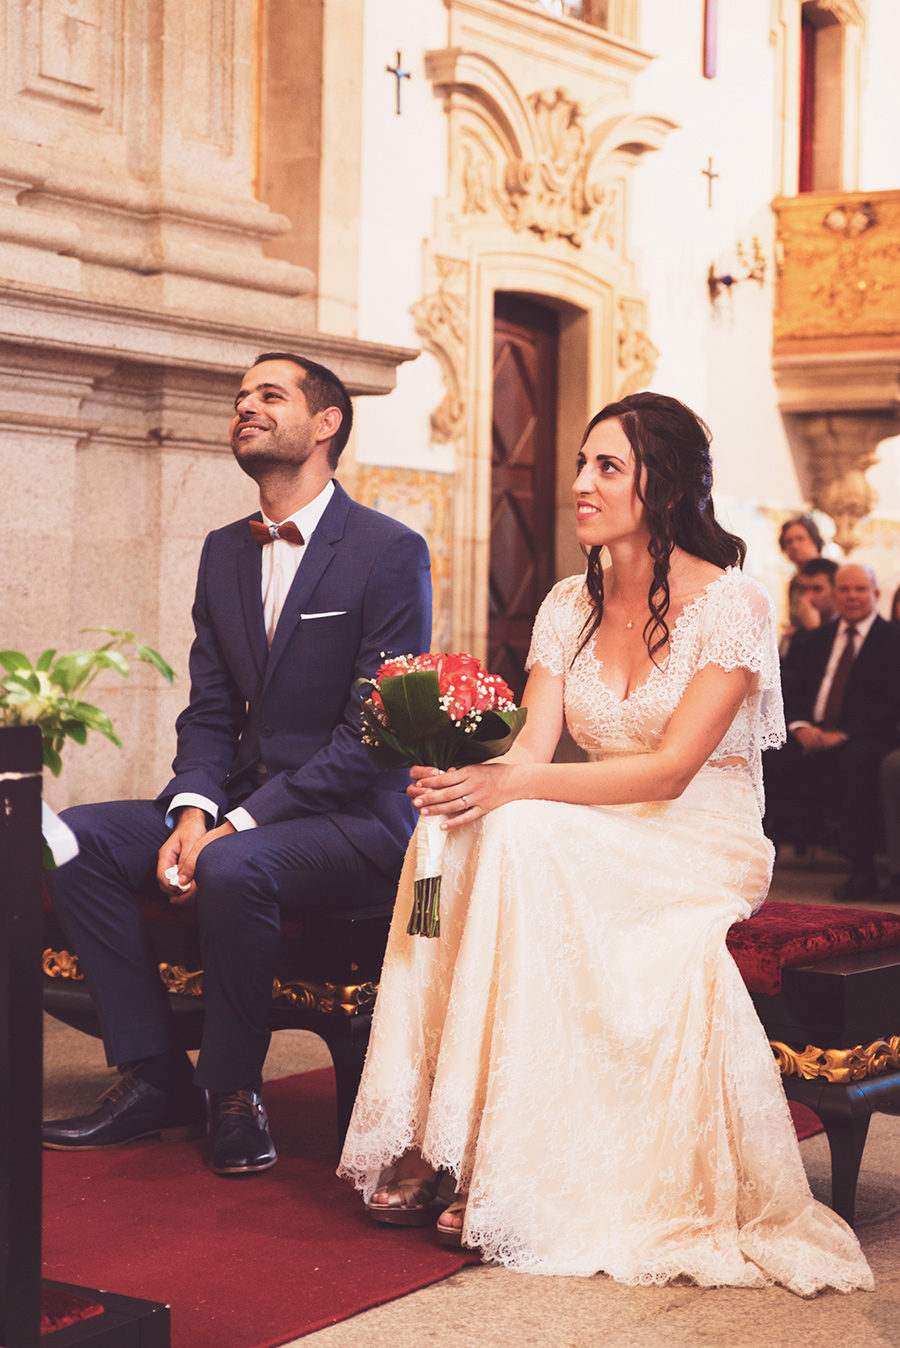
249 519 304 546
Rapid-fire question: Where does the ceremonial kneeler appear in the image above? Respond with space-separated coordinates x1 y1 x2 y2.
726 902 900 1225
42 894 392 1147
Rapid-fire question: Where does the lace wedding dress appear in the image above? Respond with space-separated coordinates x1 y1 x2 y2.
339 569 873 1294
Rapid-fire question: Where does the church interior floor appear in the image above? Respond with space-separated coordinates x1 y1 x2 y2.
42 849 900 1347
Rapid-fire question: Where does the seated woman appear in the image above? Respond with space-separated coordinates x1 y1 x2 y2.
777 513 824 654
338 393 872 1295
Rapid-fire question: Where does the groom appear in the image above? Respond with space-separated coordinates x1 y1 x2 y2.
43 352 432 1174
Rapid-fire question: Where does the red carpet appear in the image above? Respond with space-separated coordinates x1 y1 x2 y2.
41 1072 824 1347
42 1068 476 1348
790 1099 824 1141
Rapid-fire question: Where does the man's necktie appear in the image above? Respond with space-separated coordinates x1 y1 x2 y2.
820 624 858 730
249 519 304 545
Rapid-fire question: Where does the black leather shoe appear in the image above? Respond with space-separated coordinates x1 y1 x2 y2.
208 1090 277 1175
833 868 879 905
42 1069 206 1150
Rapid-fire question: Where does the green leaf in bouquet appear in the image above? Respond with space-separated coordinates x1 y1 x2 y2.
36 649 57 671
378 670 448 739
357 696 418 769
465 705 528 758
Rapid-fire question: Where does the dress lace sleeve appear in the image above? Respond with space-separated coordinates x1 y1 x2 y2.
526 576 583 679
698 572 786 752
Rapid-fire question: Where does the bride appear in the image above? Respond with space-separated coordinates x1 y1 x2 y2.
338 392 872 1294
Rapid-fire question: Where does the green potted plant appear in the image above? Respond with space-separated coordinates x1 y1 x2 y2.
0 628 175 775
0 630 175 863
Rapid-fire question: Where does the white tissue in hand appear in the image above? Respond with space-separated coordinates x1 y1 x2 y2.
165 864 191 892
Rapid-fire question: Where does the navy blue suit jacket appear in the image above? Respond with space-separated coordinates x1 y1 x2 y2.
158 481 432 875
781 614 900 743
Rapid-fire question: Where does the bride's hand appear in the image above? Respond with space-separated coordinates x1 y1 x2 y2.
408 763 515 828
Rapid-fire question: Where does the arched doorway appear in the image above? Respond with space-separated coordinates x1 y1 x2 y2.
488 293 559 698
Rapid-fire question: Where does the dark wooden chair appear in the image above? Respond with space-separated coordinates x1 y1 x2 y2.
42 894 393 1147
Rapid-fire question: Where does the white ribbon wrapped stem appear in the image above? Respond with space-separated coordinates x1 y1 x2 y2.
409 813 446 938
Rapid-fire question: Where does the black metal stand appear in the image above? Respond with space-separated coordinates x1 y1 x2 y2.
0 726 170 1346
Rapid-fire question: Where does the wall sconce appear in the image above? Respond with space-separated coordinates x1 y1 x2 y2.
707 237 767 301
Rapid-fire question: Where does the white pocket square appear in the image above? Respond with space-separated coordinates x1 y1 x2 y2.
300 610 347 620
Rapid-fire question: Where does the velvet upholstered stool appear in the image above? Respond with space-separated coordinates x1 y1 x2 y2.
726 901 900 1225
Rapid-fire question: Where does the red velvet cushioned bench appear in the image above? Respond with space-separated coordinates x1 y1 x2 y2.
726 902 900 1224
43 897 900 1220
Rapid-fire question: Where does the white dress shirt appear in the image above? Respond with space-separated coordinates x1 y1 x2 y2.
789 609 877 732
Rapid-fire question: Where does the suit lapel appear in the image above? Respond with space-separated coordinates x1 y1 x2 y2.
263 482 352 688
236 520 268 681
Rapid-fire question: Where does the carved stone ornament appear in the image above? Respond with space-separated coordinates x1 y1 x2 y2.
411 255 468 444
426 50 676 252
817 0 868 24
790 411 900 553
616 298 659 397
771 1035 900 1084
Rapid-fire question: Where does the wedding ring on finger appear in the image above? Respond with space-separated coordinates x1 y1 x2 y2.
460 795 468 812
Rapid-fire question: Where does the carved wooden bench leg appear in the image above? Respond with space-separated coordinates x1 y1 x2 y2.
780 1077 871 1225
321 1020 374 1145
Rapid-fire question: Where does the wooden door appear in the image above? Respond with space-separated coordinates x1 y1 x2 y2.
488 295 558 699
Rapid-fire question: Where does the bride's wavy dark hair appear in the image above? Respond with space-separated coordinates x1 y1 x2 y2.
575 391 746 662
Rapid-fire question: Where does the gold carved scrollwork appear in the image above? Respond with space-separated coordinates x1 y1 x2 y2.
771 1035 900 1084
616 298 659 398
158 963 205 997
44 947 377 1017
273 977 378 1017
43 947 83 980
156 964 377 1017
774 190 900 343
411 255 469 444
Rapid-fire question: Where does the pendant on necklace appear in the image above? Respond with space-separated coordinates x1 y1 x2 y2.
625 620 633 629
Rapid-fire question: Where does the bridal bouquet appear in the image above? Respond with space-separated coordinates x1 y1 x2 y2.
358 653 526 937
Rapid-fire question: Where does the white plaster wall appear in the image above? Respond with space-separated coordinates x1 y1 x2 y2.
628 0 900 595
352 0 452 472
629 3 795 514
346 0 900 609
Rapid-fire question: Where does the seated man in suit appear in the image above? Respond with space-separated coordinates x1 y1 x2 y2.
764 563 900 903
42 353 432 1175
779 557 838 658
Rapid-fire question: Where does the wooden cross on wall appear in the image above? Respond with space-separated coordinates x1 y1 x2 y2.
386 52 410 115
702 156 719 208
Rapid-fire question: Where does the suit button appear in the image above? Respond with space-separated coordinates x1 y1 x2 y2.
260 726 273 738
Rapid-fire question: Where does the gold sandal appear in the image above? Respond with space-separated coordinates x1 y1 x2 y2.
435 1197 468 1247
366 1172 448 1228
